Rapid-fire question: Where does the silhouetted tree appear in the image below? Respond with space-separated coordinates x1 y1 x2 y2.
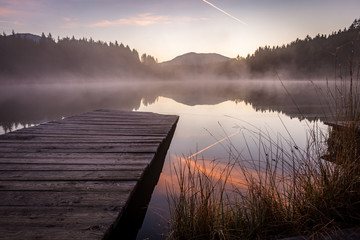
0 32 151 81
244 18 360 78
141 53 157 65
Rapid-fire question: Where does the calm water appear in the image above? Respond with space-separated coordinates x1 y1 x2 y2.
0 80 331 239
135 96 328 239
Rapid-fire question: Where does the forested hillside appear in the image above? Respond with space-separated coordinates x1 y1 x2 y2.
156 18 360 80
0 33 156 81
244 18 360 79
1 18 359 81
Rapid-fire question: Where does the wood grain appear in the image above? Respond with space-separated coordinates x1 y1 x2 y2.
0 110 179 239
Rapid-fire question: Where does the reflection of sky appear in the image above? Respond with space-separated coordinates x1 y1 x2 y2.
0 89 329 238
0 80 332 135
136 96 327 239
137 96 326 158
1 0 360 61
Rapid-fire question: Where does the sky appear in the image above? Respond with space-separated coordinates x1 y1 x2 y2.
1 0 360 62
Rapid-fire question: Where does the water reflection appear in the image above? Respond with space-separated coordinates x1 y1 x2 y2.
0 80 330 239
135 96 327 239
0 80 331 134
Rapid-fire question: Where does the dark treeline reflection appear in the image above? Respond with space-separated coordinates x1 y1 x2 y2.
0 80 333 133
0 83 156 132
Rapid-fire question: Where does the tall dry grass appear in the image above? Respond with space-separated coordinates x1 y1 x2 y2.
167 51 360 239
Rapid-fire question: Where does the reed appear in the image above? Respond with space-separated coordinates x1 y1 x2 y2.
167 55 360 239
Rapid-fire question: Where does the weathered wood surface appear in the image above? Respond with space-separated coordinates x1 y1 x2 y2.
0 109 178 240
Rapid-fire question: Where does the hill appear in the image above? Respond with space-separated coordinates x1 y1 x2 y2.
13 33 41 43
157 18 360 80
161 52 230 66
1 18 360 81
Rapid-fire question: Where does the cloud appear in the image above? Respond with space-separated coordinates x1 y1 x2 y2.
0 20 22 25
1 0 41 7
0 7 20 16
60 13 207 29
202 0 247 25
0 1 43 18
63 17 72 22
90 13 170 27
60 17 81 28
89 13 207 28
61 13 170 29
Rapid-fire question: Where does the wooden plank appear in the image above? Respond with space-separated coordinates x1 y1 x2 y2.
0 142 159 149
0 181 137 192
58 114 176 120
0 157 153 165
0 148 156 153
0 138 163 144
0 152 155 160
0 191 130 207
60 119 176 123
16 126 171 132
25 121 172 130
5 131 169 137
50 117 176 123
73 111 175 118
0 206 119 232
17 127 171 133
48 119 176 124
0 144 159 153
0 163 148 171
48 121 175 126
0 170 144 181
0 109 179 239
23 128 171 133
0 135 164 142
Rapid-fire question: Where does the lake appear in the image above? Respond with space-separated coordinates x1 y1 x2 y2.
0 80 331 239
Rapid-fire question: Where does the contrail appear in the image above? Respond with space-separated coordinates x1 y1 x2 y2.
187 130 240 160
202 0 247 25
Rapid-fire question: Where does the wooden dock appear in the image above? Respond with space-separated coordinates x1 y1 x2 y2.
0 110 178 239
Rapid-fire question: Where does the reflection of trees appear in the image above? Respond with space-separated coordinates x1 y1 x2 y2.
2 20 359 132
0 83 158 132
0 81 337 132
1 122 15 133
157 81 328 121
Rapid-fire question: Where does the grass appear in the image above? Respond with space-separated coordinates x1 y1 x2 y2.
167 61 360 239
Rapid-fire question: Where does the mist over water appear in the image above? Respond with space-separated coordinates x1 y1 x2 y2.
0 78 333 239
0 79 332 134
130 81 329 239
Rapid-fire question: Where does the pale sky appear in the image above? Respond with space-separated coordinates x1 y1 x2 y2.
1 0 359 62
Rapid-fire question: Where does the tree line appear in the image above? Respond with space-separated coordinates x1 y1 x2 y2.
152 18 360 80
1 18 360 82
0 32 159 82
243 18 360 79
